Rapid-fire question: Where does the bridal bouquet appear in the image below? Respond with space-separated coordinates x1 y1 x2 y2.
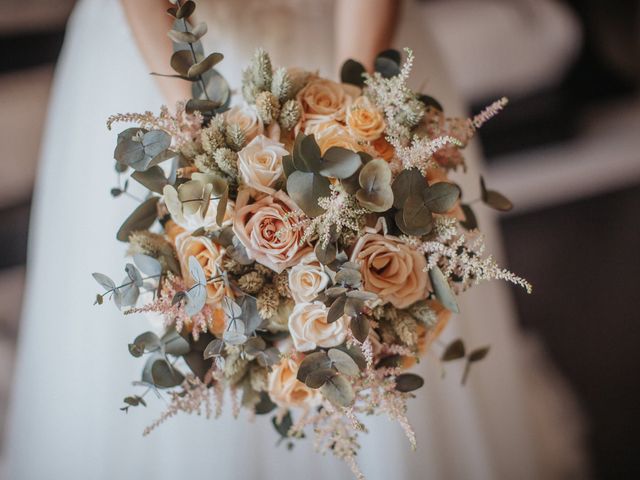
93 1 530 477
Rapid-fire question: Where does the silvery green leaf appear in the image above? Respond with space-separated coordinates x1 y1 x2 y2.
319 147 362 179
222 298 242 321
167 29 197 44
282 154 295 178
116 197 159 242
187 52 224 78
460 204 478 230
112 287 123 309
356 159 394 212
161 329 190 356
402 195 433 235
151 358 185 388
203 338 224 359
340 59 366 87
328 349 359 376
175 0 195 19
286 171 330 218
133 254 162 277
305 368 337 389
143 130 171 157
216 185 228 227
480 176 513 212
244 336 266 356
259 347 281 367
429 266 459 313
134 331 161 352
125 263 143 287
131 166 167 194
227 236 253 265
296 351 331 383
170 50 194 76
340 261 361 271
118 279 140 307
423 182 460 214
325 286 347 297
349 314 369 343
92 272 115 291
239 296 261 334
128 343 144 357
327 294 347 324
320 375 355 407
395 373 424 392
188 256 207 285
345 290 377 301
292 133 323 173
191 21 207 39
185 99 221 114
114 128 146 166
335 268 361 287
224 319 247 345
147 149 178 169
468 346 490 362
185 284 206 316
314 240 336 265
392 168 425 209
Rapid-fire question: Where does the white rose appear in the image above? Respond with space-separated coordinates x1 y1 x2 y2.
237 134 288 194
223 103 263 142
288 301 348 352
288 252 330 304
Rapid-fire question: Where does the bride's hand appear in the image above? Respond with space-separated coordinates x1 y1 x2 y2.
120 0 192 108
335 0 400 73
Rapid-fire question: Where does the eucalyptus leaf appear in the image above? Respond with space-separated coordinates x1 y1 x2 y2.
188 256 207 285
340 59 366 87
187 52 224 79
170 50 194 77
125 263 143 287
423 182 460 213
92 272 115 291
191 21 208 39
118 280 140 307
116 197 159 242
395 373 425 392
161 329 190 356
468 346 490 362
142 130 171 157
167 29 197 44
175 0 195 19
244 336 266 356
315 241 337 265
374 56 401 78
286 171 331 218
255 391 277 414
480 176 513 212
328 348 359 376
296 351 331 383
133 254 162 277
392 168 425 209
335 268 361 287
127 342 143 358
151 358 185 388
402 194 433 234
216 185 228 227
305 368 337 389
282 154 296 178
131 166 168 193
441 339 466 361
350 314 370 343
133 331 161 353
429 266 459 313
327 294 347 324
460 204 478 230
320 375 355 407
203 338 224 359
319 147 362 179
185 99 221 114
345 290 377 301
184 284 206 316
356 159 393 212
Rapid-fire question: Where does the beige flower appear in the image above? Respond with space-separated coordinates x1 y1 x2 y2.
232 189 308 273
268 356 320 409
351 232 430 309
237 134 288 195
297 78 358 131
314 124 361 155
175 232 227 306
288 301 349 352
288 251 330 304
346 96 386 142
223 103 263 142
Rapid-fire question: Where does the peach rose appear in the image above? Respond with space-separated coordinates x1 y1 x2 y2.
297 78 358 130
268 356 320 409
351 233 430 309
232 189 308 273
223 103 263 143
175 232 228 306
237 134 288 195
288 301 349 352
372 137 395 161
314 124 361 155
346 96 386 142
288 251 330 304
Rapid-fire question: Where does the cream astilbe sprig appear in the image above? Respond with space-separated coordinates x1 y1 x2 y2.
388 133 463 175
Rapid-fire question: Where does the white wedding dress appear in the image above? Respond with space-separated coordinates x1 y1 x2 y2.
4 1 586 479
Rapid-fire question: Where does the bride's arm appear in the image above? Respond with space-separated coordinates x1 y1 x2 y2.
120 0 192 106
335 0 401 72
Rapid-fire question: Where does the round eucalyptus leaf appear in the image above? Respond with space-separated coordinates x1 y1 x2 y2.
319 147 362 179
170 50 194 77
423 182 460 214
374 56 401 78
335 268 361 287
187 52 224 79
298 134 323 173
395 373 425 392
340 59 366 87
296 351 331 383
134 331 161 353
216 185 228 227
395 209 433 236
244 336 267 356
151 359 185 388
184 284 206 316
185 98 221 114
175 0 195 19
161 329 190 356
118 280 140 307
345 290 377 301
328 348 360 376
92 272 115 291
125 263 143 287
315 241 337 265
429 266 460 313
282 154 296 178
188 256 207 285
325 286 348 298
460 204 478 230
114 136 145 167
468 346 490 362
305 368 337 389
286 171 331 218
191 21 208 39
356 159 394 212
483 190 513 212
335 344 367 371
254 391 277 414
133 254 162 277
392 168 425 209
377 48 402 65
167 29 197 44
402 194 432 232
131 166 168 194
320 375 355 407
344 297 365 317
441 338 466 361
128 343 144 358
203 338 224 359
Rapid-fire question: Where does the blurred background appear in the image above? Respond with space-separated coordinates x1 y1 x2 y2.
0 0 638 478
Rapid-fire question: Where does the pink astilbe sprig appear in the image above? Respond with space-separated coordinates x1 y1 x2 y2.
124 274 214 340
107 102 203 149
470 96 508 130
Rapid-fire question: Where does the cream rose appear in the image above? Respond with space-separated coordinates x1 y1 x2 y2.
268 356 320 409
314 124 361 155
351 233 430 309
223 103 263 143
297 78 358 131
288 301 349 352
232 189 308 273
288 252 330 304
237 134 288 194
346 96 386 142
175 232 227 306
